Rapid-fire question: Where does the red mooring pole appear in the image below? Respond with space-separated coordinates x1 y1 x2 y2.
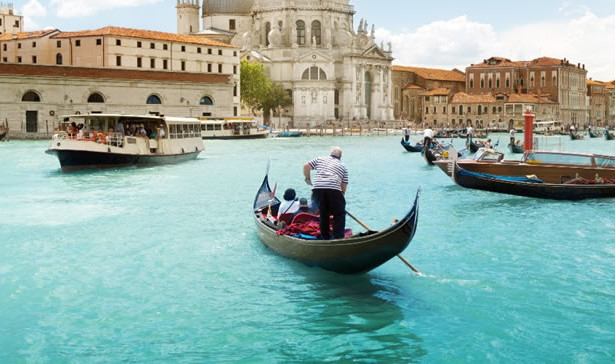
523 108 535 151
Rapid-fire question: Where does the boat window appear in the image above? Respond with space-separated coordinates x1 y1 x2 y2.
595 157 615 168
525 152 593 166
206 124 215 131
200 96 214 105
170 124 177 139
146 94 162 104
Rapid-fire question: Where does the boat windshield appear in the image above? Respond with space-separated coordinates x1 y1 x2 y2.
595 157 615 168
525 152 593 166
474 149 503 162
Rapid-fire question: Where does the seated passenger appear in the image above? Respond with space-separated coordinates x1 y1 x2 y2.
277 188 300 219
289 198 315 224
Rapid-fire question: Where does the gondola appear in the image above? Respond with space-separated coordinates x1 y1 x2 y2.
588 131 599 138
252 172 420 274
422 145 442 165
400 138 423 152
508 142 524 154
466 138 484 153
570 132 584 140
606 131 614 141
452 162 615 200
0 129 7 142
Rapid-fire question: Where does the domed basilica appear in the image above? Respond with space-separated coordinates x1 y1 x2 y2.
177 0 394 126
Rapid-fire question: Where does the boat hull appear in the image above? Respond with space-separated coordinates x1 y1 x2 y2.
453 163 615 200
202 133 268 140
253 175 420 274
509 143 524 154
45 149 201 172
401 139 423 152
606 132 614 141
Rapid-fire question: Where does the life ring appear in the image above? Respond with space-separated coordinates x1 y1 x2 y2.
95 133 105 143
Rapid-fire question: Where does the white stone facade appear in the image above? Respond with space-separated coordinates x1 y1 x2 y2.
181 0 394 126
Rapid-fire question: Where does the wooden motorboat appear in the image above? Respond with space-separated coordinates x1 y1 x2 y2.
46 114 204 172
252 172 420 274
435 150 615 183
400 138 423 153
452 162 615 200
509 142 524 154
434 148 504 177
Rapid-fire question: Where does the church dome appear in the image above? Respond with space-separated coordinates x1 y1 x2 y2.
203 0 255 15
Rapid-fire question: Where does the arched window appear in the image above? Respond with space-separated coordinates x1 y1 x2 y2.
146 94 162 104
296 20 305 45
488 79 492 88
311 20 321 45
22 91 41 102
459 105 463 115
56 53 63 65
301 66 326 80
492 106 496 113
87 92 105 103
265 22 271 46
200 96 214 105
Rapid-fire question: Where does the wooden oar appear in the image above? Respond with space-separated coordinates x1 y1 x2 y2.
345 210 422 275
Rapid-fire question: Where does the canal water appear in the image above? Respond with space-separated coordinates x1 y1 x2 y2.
1 134 614 362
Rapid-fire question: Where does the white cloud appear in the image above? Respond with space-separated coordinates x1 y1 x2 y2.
378 12 615 81
22 0 47 17
49 0 162 18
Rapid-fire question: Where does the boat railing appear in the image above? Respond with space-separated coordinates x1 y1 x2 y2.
52 131 126 147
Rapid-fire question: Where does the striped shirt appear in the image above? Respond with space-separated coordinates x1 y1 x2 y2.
309 156 349 191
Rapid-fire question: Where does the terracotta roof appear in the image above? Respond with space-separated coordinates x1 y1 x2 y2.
507 93 556 104
450 92 496 104
605 81 615 90
404 84 424 90
392 65 465 82
422 88 450 96
469 56 585 70
0 29 59 41
587 79 605 86
0 63 230 84
51 26 233 48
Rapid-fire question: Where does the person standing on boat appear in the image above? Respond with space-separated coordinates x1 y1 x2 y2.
403 127 411 142
303 147 349 240
509 128 516 145
423 127 434 148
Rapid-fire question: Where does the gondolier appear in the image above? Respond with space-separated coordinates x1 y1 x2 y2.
303 147 349 240
423 127 434 148
509 128 515 145
403 127 411 142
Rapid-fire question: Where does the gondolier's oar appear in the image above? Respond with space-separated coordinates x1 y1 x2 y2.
345 210 422 275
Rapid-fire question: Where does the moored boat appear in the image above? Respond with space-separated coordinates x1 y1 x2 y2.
0 120 8 141
452 161 615 200
252 171 420 274
570 132 584 140
606 131 614 140
277 130 303 137
435 150 615 183
46 114 204 172
588 131 599 138
200 118 269 139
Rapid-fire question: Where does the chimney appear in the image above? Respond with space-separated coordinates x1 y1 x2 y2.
577 63 580 68
582 64 585 70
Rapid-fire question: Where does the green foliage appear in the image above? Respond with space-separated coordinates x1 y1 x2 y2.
240 59 293 122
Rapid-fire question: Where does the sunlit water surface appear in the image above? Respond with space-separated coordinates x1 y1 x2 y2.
1 134 614 362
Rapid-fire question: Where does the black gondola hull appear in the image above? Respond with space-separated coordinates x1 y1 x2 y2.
401 138 423 152
253 175 420 274
606 132 614 141
46 149 201 172
453 163 615 200
508 143 524 154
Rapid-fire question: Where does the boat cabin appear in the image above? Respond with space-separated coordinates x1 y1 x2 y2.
200 117 269 139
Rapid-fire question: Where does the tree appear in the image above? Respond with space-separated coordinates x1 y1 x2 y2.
240 59 293 124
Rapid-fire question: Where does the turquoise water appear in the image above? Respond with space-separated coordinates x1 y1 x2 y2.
1 134 614 362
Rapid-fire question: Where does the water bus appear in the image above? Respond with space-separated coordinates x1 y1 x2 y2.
46 114 204 172
534 121 561 135
200 118 269 139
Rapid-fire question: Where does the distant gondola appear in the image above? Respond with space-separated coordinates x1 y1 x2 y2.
588 131 599 138
570 132 584 140
400 138 423 153
508 143 524 154
466 138 485 153
606 131 614 141
452 162 615 200
252 172 420 274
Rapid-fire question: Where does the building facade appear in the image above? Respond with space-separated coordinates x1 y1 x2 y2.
0 25 240 138
606 81 615 127
391 65 465 124
179 0 394 126
465 56 588 126
0 4 22 35
587 79 606 126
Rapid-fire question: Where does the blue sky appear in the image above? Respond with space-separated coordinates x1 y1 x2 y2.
15 0 615 79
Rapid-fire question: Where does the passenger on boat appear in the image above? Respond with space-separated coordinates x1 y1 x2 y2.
303 147 349 240
69 122 78 138
157 125 166 139
137 124 147 137
114 120 125 135
125 125 133 136
76 124 84 139
289 198 313 224
277 188 300 219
